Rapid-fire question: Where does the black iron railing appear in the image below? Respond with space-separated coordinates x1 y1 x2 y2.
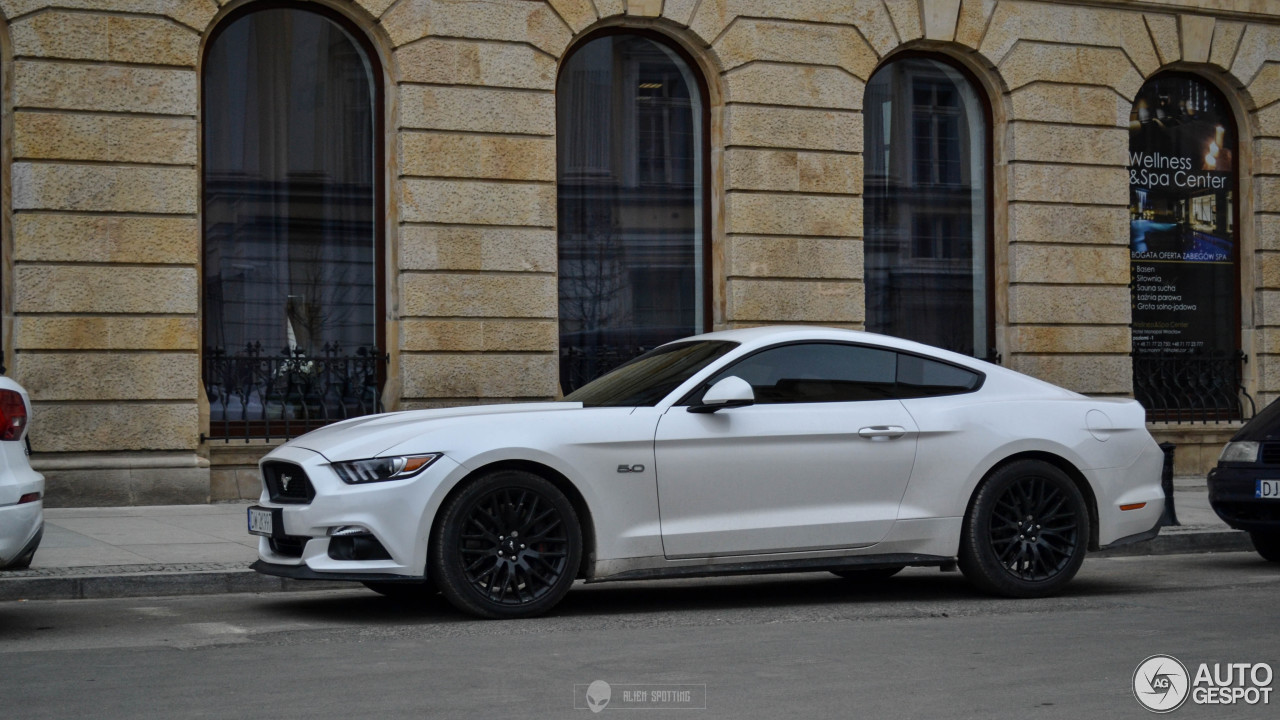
203 343 385 441
1132 352 1254 423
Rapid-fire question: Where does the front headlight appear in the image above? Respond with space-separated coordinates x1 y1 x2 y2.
332 454 441 484
1219 441 1259 464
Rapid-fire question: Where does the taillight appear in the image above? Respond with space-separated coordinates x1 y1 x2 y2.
18 492 40 504
0 389 28 441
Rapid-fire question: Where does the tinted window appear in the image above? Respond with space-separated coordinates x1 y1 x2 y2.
702 343 898 404
564 341 736 407
896 354 981 398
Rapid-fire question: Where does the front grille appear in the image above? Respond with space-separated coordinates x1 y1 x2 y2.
269 535 309 558
262 461 315 504
1261 444 1280 465
1214 501 1280 525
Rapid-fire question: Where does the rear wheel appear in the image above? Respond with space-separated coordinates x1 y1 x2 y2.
830 566 903 581
1250 531 1280 563
431 470 582 619
959 460 1089 598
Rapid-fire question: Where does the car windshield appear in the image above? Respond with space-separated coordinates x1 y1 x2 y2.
564 341 738 407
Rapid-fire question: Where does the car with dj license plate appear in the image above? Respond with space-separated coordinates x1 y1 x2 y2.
1208 399 1280 562
247 326 1167 618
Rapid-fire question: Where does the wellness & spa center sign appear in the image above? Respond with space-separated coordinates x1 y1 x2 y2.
1129 75 1236 358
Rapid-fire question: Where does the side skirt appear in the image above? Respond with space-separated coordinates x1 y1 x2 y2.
586 553 956 584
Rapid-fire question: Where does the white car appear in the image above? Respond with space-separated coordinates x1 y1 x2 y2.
249 327 1166 618
0 375 43 571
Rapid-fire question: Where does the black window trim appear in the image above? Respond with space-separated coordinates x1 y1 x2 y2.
673 340 987 407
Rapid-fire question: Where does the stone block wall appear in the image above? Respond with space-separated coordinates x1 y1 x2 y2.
0 0 1278 501
2 1 212 503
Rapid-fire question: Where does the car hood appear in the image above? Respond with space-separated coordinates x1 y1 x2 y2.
284 402 584 461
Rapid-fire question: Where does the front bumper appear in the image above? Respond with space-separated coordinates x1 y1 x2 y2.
1208 466 1280 532
251 559 425 583
251 445 462 580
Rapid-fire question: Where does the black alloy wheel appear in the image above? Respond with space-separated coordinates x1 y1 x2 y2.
431 470 582 618
959 459 1089 598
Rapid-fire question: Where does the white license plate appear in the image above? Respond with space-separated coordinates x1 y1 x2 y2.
1258 480 1280 500
248 507 274 536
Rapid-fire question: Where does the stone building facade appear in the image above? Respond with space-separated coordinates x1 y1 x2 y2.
1 0 1278 504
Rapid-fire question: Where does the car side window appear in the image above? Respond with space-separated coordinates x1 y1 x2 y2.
896 353 981 398
701 343 898 404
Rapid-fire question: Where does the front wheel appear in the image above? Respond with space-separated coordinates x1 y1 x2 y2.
431 470 582 619
959 460 1090 598
1250 531 1280 563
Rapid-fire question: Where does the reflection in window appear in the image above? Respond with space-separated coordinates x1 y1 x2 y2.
202 7 382 437
864 57 989 358
557 34 706 393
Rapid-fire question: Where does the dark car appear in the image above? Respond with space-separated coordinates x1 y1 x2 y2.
1208 401 1280 562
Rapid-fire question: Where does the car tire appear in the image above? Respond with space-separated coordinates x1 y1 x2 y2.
431 469 582 619
1249 531 1280 563
360 581 439 601
959 460 1090 598
830 566 903 581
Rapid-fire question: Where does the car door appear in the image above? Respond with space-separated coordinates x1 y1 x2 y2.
654 342 919 558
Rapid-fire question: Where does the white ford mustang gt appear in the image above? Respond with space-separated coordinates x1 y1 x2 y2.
249 326 1165 618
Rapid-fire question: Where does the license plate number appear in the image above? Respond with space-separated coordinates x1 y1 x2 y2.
247 507 274 536
1257 480 1280 500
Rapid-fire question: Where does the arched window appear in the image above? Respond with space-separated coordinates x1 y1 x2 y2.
556 32 709 393
202 5 383 438
864 56 992 359
1129 73 1242 420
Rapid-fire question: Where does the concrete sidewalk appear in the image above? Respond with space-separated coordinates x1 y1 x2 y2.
0 478 1254 602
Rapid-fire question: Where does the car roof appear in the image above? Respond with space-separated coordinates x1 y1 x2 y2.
682 325 991 369
678 325 1082 398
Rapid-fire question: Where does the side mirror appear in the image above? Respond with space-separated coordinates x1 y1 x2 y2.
688 376 755 414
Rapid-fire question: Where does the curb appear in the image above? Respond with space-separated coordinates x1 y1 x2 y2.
1093 529 1253 558
0 569 348 602
0 530 1256 602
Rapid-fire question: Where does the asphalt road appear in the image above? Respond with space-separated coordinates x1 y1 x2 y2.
1 552 1277 720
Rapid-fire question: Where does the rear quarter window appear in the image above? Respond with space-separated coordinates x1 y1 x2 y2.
895 354 982 398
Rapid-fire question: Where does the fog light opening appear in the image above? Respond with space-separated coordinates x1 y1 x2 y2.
327 532 392 561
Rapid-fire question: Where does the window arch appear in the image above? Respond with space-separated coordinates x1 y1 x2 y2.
863 55 993 359
201 4 384 438
1129 73 1242 419
556 31 710 393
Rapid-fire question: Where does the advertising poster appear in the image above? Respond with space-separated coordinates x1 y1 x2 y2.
1129 75 1236 358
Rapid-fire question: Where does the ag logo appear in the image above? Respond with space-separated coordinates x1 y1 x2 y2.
1134 654 1190 713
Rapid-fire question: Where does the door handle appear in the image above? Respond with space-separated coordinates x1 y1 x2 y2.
858 425 906 440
